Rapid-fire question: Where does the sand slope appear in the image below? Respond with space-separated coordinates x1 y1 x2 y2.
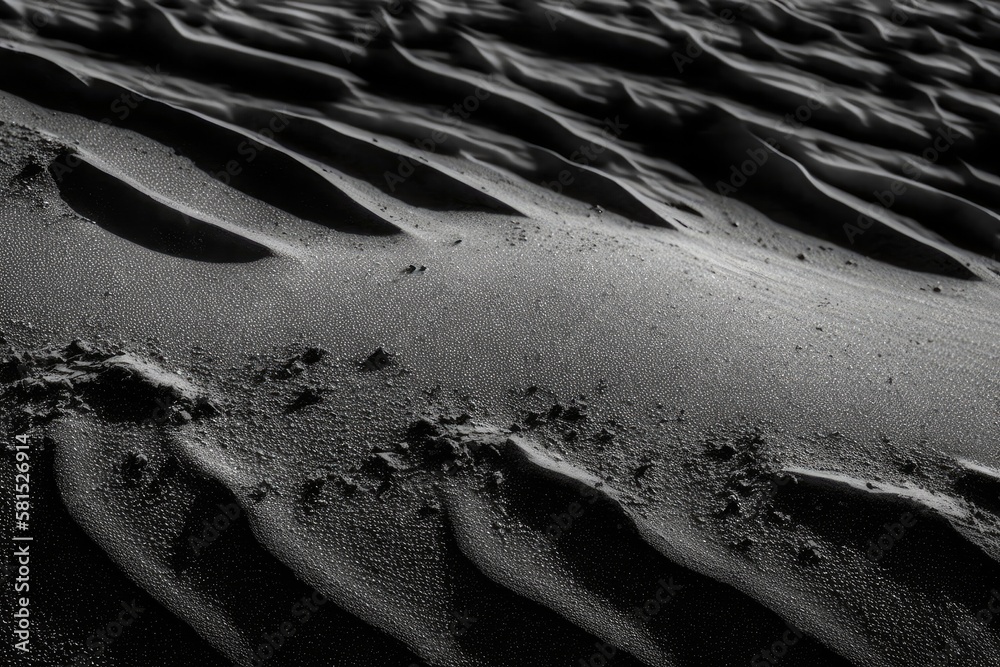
1 1 999 666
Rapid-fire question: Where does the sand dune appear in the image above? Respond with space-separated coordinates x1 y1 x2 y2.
1 1 999 666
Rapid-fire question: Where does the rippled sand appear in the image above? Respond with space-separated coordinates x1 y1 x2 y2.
1 1 999 665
